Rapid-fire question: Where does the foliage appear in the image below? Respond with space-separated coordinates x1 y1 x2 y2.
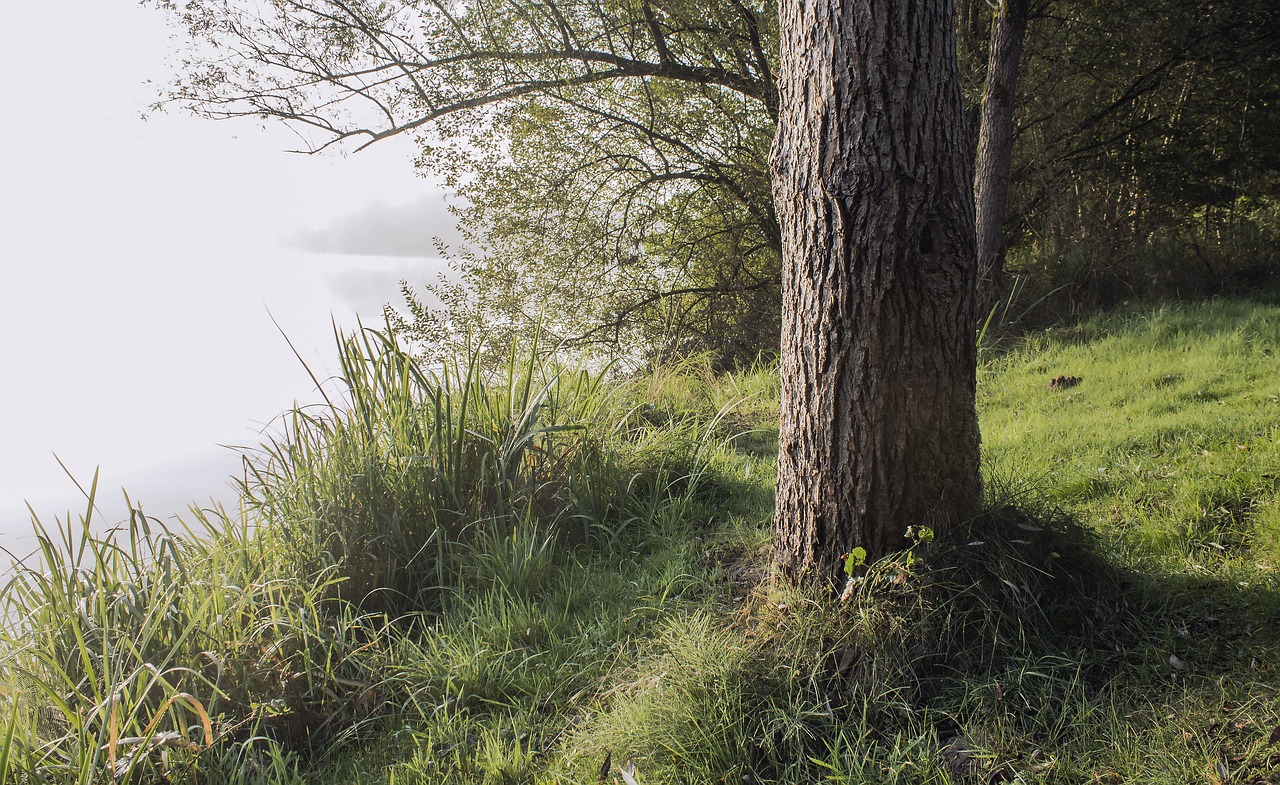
398 73 781 367
1004 0 1280 299
154 0 1280 362
154 0 781 365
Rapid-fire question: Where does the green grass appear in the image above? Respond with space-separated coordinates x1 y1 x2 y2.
3 298 1280 783
981 298 1280 570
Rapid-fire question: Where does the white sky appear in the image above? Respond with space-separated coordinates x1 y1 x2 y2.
0 3 459 550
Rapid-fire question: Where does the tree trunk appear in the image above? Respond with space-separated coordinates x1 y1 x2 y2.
974 0 1031 310
770 0 982 583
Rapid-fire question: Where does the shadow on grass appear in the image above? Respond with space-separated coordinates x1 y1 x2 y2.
811 502 1280 783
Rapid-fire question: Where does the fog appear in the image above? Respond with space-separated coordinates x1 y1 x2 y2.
0 2 459 555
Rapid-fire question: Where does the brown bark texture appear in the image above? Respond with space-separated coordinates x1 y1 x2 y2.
974 0 1030 309
770 0 982 583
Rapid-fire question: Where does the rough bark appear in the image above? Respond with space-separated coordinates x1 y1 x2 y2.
974 0 1031 309
770 0 982 583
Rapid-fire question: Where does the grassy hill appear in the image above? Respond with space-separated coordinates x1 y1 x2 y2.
2 298 1278 784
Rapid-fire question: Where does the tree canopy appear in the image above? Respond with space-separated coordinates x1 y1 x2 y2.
156 0 784 363
155 0 1280 363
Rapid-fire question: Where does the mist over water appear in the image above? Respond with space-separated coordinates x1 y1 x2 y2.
0 252 452 560
0 2 464 564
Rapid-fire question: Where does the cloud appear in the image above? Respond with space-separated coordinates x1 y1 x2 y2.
324 260 452 315
284 192 465 257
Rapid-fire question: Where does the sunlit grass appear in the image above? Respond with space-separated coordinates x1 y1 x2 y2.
980 299 1280 570
0 323 738 782
3 298 1280 783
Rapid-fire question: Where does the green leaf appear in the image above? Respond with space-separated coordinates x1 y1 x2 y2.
844 547 867 575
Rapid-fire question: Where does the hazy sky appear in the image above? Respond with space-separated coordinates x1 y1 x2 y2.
0 3 460 550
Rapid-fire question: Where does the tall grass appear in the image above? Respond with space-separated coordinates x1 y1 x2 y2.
0 323 732 782
241 324 730 610
0 495 364 783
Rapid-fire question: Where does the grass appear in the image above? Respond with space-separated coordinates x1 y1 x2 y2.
980 298 1280 569
2 298 1280 783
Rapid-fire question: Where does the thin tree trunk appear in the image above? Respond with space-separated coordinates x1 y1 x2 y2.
974 0 1031 310
771 0 982 582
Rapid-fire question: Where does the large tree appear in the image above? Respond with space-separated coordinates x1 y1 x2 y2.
770 0 981 579
153 0 1279 367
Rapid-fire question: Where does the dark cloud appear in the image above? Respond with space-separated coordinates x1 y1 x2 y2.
284 192 464 257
